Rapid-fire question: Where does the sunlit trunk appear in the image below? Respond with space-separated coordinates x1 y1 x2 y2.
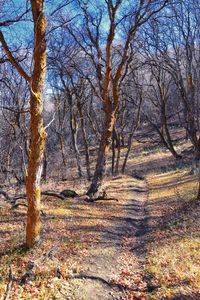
26 0 47 247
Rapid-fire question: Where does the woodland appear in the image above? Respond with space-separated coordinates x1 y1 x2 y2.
0 0 200 299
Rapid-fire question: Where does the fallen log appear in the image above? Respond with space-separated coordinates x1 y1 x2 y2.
0 189 73 214
83 190 118 203
85 196 118 203
60 189 78 198
13 191 66 201
86 197 118 202
0 189 77 206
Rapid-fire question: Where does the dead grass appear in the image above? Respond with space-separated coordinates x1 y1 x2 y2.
144 147 200 299
0 175 146 300
0 127 200 299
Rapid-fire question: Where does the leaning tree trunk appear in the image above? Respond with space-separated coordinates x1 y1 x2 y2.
164 122 181 159
160 105 181 159
122 136 132 174
87 108 117 197
26 0 47 247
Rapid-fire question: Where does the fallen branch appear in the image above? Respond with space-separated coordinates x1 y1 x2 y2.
11 203 46 216
85 196 118 203
0 189 73 206
0 188 80 217
84 190 118 203
13 191 66 201
0 189 68 215
42 191 66 200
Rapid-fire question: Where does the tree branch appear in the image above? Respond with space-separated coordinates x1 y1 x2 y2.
0 31 31 83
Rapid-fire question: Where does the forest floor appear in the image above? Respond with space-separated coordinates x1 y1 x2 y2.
0 128 200 300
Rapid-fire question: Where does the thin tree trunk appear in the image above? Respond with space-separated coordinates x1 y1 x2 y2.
77 100 91 180
58 133 67 167
111 128 116 175
122 131 133 174
42 151 47 182
164 122 181 159
122 93 142 173
70 112 83 178
86 111 100 141
26 0 47 247
5 146 12 183
114 133 121 175
161 102 181 159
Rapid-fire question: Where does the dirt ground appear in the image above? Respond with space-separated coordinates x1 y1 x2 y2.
55 176 149 300
1 129 200 300
0 175 150 300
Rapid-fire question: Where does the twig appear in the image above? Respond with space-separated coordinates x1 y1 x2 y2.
44 112 56 130
14 191 66 201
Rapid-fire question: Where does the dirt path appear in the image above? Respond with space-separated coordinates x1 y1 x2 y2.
57 176 149 300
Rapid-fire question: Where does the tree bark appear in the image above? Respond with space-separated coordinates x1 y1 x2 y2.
66 89 83 178
0 0 47 247
70 112 83 178
160 102 181 159
77 99 91 180
58 133 67 167
26 0 47 247
114 131 121 175
87 108 117 197
111 128 116 175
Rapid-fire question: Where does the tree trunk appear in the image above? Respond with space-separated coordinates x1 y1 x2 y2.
114 131 121 175
66 89 83 178
111 128 116 175
70 112 83 178
58 133 67 167
164 122 181 159
161 104 181 159
42 151 47 182
122 131 133 174
26 0 47 247
5 144 12 183
77 100 91 180
87 109 116 197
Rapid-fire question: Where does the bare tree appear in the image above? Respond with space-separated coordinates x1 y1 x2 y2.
0 0 47 247
144 1 200 160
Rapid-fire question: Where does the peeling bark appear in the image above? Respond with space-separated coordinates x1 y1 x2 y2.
26 0 47 247
0 0 47 247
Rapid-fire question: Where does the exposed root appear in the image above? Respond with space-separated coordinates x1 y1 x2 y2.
85 196 118 203
20 246 58 284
